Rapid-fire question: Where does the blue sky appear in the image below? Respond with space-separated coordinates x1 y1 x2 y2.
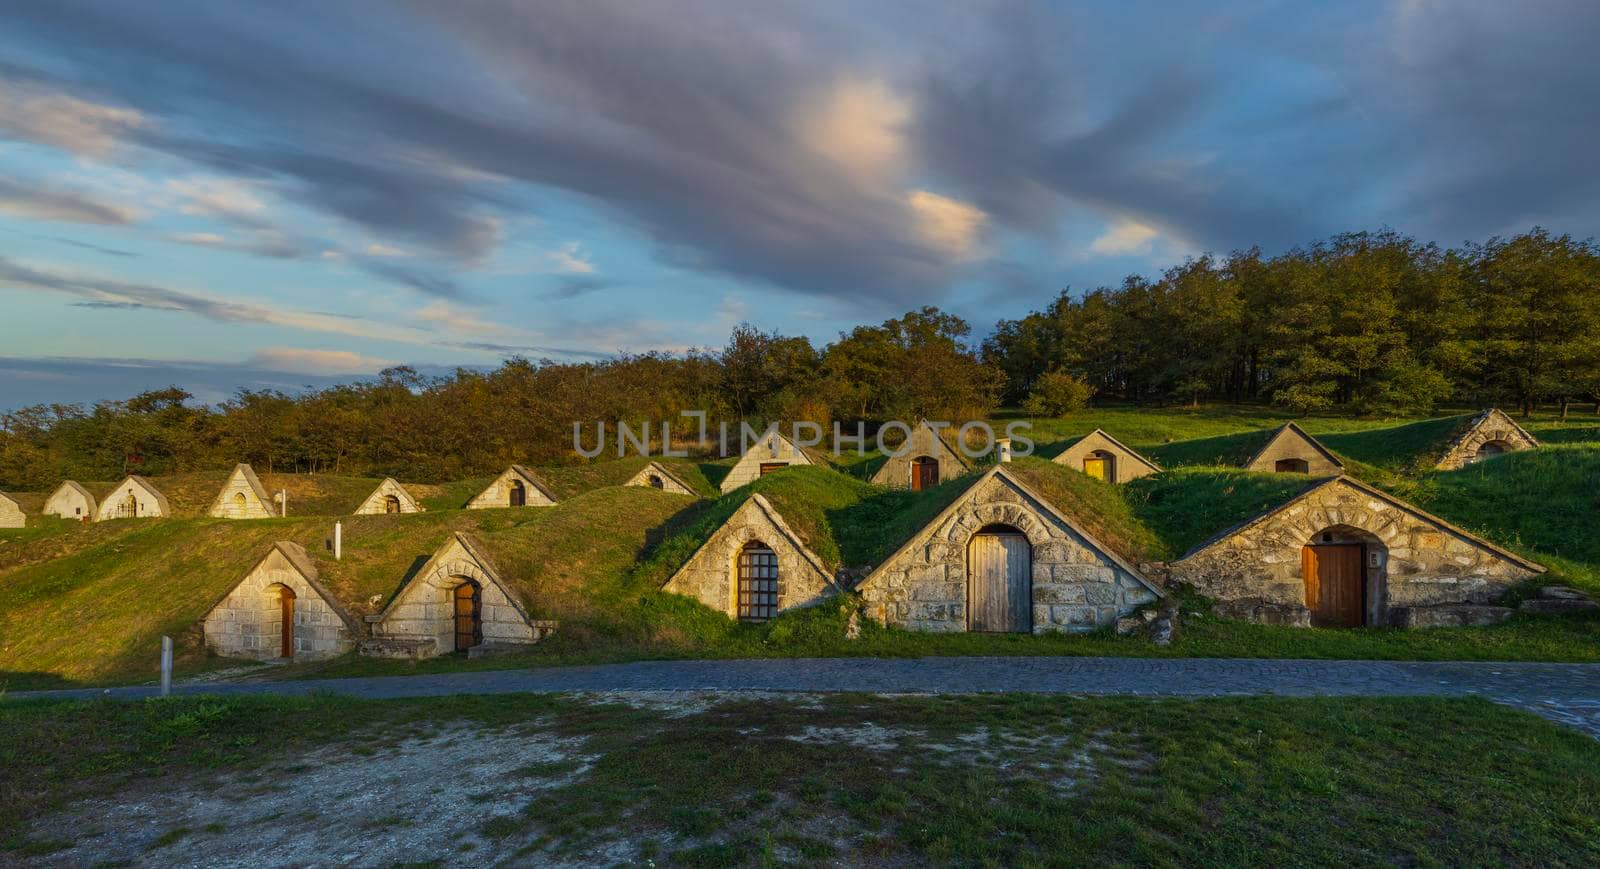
3 1 1599 407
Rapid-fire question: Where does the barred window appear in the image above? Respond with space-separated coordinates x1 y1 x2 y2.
737 541 778 621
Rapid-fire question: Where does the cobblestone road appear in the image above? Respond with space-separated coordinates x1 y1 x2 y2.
14 656 1600 737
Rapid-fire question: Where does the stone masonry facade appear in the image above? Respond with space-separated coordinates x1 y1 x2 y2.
1172 477 1542 627
719 432 814 493
468 466 556 509
869 422 971 489
0 492 22 528
43 482 95 520
1243 424 1343 475
858 470 1160 634
203 545 356 660
1436 409 1540 470
370 537 541 657
208 464 275 519
662 494 836 618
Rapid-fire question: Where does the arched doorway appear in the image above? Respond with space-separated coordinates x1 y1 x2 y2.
967 524 1031 633
911 456 939 491
273 584 296 658
122 489 138 517
384 494 401 514
453 581 482 652
1471 440 1509 464
1083 450 1116 482
1301 525 1384 628
648 474 665 489
1275 458 1310 473
736 540 778 621
232 491 247 515
509 479 527 507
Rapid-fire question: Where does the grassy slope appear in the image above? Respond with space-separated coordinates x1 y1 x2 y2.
4 693 1598 864
3 406 1597 688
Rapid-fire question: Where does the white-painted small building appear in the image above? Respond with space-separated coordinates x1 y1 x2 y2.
207 463 277 519
467 465 557 509
355 477 425 514
43 481 96 521
94 476 170 521
0 491 23 528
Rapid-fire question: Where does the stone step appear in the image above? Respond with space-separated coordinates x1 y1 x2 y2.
1520 597 1600 616
1539 586 1595 602
1393 605 1515 629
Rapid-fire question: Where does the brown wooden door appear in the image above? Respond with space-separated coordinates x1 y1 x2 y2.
912 457 939 491
1303 544 1363 627
968 531 1031 632
384 495 400 514
454 582 481 651
1082 456 1108 481
279 587 296 658
758 462 786 477
509 480 526 507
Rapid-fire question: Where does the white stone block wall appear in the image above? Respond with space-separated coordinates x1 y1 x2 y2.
0 497 22 528
719 435 812 493
44 487 93 520
211 470 274 519
371 553 537 657
203 550 354 660
95 482 166 520
467 471 555 509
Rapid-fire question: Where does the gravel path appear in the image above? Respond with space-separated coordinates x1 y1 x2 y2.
14 656 1600 736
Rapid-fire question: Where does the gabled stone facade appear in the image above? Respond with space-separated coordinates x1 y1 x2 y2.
856 467 1162 634
1051 429 1161 483
1436 409 1540 470
95 476 170 521
1171 475 1543 627
468 465 557 509
367 532 552 658
662 494 837 618
355 477 425 514
207 463 276 519
0 492 23 528
719 431 815 493
1243 422 1344 475
202 541 359 661
43 481 96 521
869 421 972 489
624 461 697 496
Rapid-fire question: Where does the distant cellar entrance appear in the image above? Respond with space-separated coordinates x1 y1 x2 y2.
648 474 665 489
1472 440 1510 463
384 494 401 514
967 524 1031 633
1275 458 1310 473
509 480 527 507
274 584 296 658
911 456 939 491
1083 450 1115 482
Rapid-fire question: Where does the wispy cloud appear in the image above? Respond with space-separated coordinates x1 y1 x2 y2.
0 176 137 225
546 241 595 274
0 81 145 156
247 347 395 375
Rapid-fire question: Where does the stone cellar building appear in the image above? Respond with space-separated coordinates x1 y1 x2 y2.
207 463 276 519
94 476 170 521
662 493 837 620
719 430 816 493
355 477 425 514
624 461 698 496
0 491 23 528
1436 408 1540 469
43 481 96 521
869 420 973 491
1050 428 1161 483
365 532 555 659
1171 475 1544 628
855 466 1163 634
1242 422 1344 475
468 465 557 509
202 541 360 660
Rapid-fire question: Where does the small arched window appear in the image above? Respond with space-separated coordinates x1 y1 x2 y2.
648 474 665 489
1275 458 1310 473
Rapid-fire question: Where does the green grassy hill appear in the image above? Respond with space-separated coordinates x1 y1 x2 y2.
3 406 1597 689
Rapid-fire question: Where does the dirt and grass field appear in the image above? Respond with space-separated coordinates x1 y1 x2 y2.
3 691 1598 865
1 405 1597 691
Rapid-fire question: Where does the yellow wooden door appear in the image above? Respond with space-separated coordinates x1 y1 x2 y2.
968 532 1031 632
1082 457 1107 481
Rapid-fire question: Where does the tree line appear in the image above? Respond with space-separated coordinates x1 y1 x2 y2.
2 227 1596 489
984 228 1600 416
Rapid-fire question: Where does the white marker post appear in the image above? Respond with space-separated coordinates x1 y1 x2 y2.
334 521 343 561
279 489 289 517
159 635 173 697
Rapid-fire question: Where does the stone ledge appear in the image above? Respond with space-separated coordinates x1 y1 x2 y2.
1391 604 1515 629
